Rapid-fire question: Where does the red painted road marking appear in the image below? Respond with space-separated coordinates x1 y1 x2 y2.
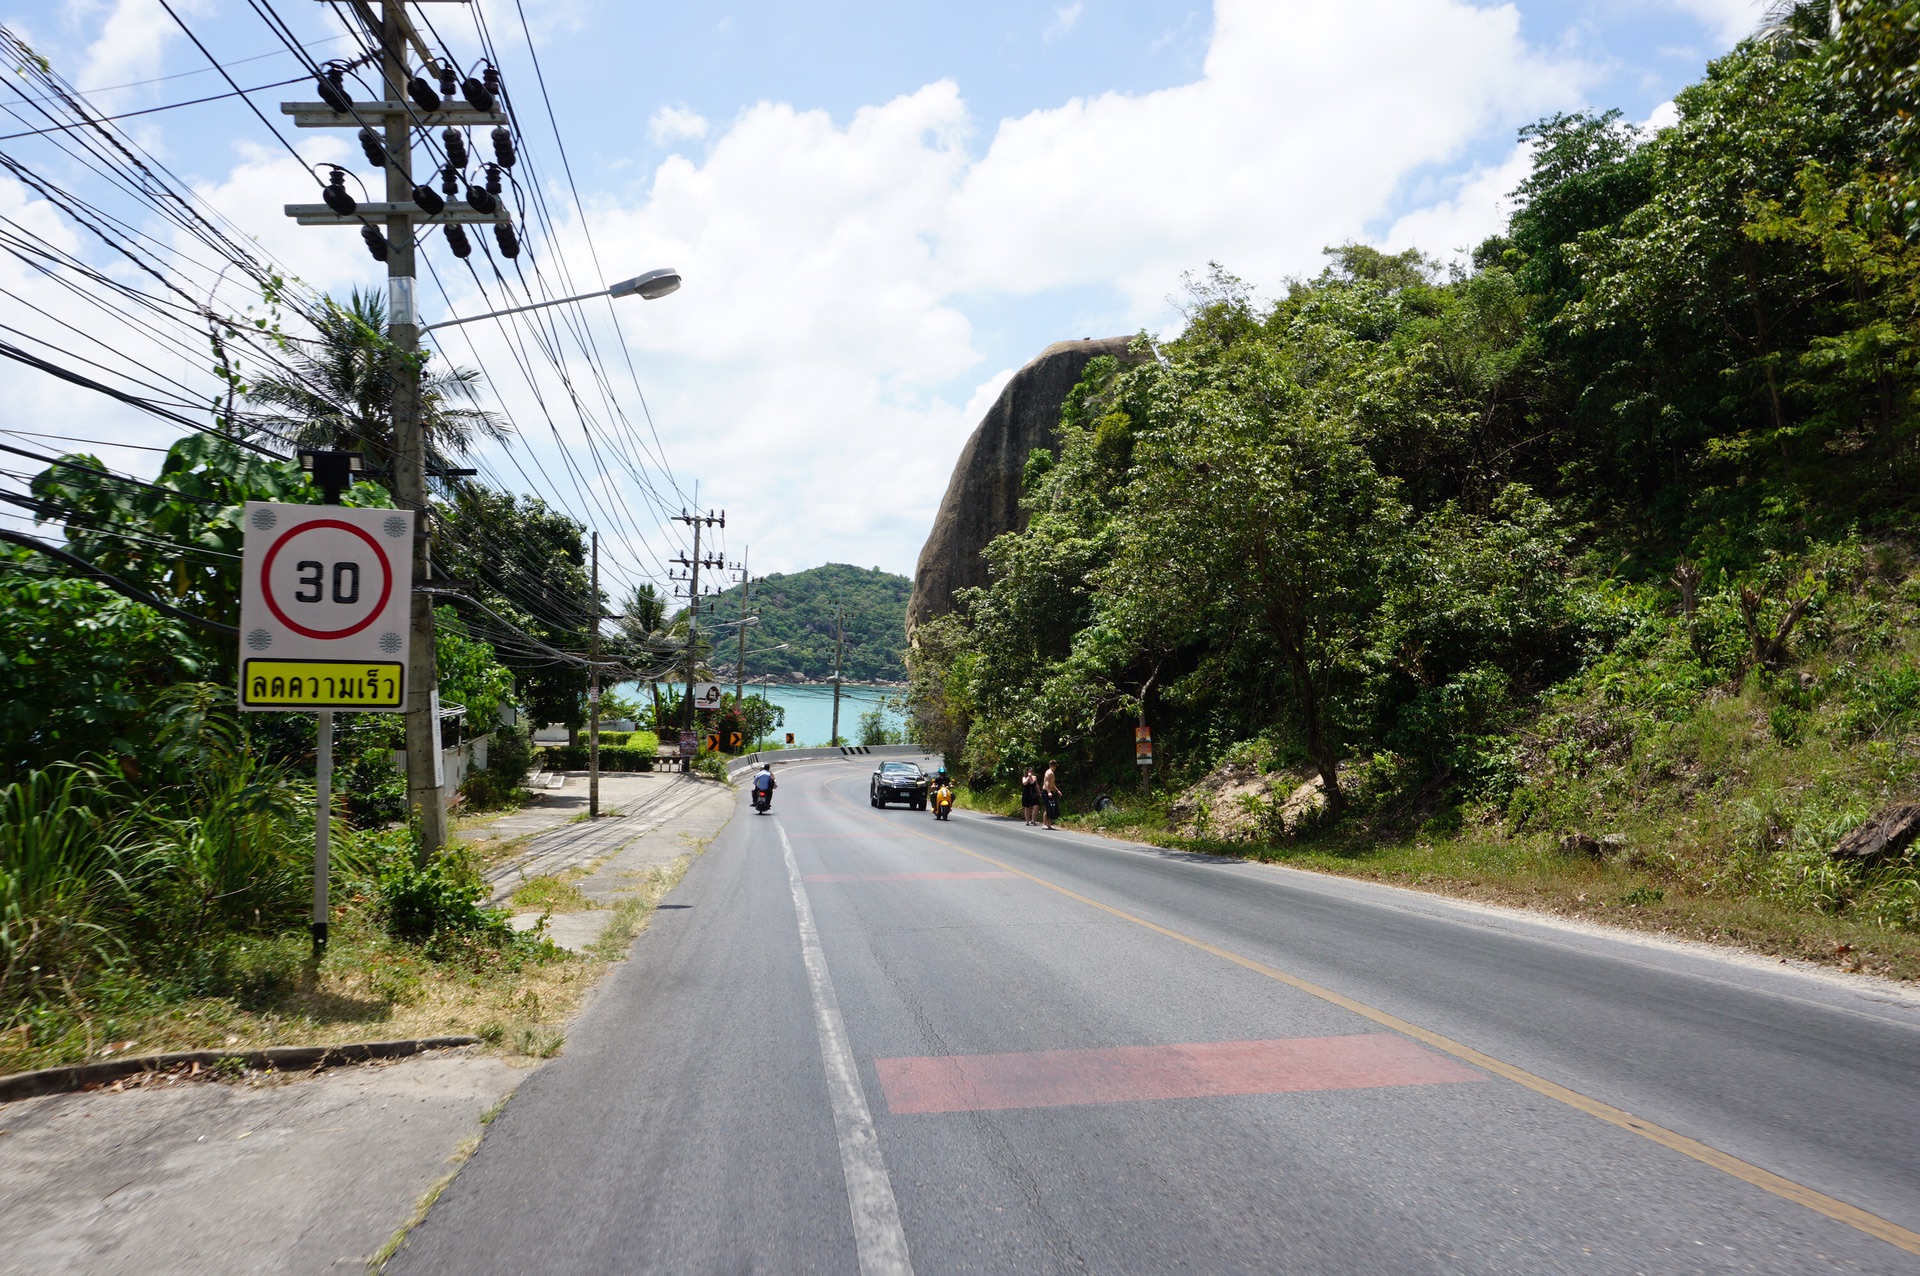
876 1035 1483 1114
803 871 1018 883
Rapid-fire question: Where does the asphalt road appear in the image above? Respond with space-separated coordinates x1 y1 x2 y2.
392 756 1920 1274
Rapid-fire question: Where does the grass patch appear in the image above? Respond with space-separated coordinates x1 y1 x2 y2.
586 859 691 962
509 872 593 914
370 1132 482 1271
1016 543 1920 984
1053 792 1920 981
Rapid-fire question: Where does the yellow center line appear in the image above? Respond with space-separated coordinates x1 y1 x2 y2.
820 782 1920 1258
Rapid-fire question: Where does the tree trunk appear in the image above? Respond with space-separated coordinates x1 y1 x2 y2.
1292 657 1344 819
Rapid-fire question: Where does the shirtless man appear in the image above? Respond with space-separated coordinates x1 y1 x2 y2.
1041 761 1061 830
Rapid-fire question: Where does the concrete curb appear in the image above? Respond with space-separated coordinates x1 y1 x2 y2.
0 1035 481 1104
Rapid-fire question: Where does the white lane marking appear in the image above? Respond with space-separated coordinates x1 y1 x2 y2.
777 819 915 1276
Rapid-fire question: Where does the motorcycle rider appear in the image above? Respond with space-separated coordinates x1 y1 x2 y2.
752 763 776 810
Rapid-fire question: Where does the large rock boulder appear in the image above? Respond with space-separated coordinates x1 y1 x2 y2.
908 336 1140 633
1831 804 1920 863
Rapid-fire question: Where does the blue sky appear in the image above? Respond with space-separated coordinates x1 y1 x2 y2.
1 0 1762 594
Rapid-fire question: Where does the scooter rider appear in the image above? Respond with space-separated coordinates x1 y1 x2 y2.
752 764 776 809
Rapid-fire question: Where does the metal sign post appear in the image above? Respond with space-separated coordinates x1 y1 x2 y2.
314 709 333 954
240 501 415 956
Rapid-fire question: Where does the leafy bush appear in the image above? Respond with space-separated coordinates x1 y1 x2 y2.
375 848 514 951
691 748 729 781
487 723 535 783
533 745 655 771
459 766 521 811
859 706 903 746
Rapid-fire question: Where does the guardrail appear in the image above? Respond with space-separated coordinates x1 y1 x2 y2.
726 744 942 779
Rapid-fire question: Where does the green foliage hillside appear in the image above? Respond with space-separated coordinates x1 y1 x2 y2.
911 6 1920 965
697 563 910 683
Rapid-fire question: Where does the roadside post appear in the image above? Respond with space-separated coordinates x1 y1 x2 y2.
1135 725 1153 792
239 494 415 956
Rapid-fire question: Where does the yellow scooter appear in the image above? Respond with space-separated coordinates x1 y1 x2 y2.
932 783 954 821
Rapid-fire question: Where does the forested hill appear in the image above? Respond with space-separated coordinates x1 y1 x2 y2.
906 8 1920 962
698 563 910 683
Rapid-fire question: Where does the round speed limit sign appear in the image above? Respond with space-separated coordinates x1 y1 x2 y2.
261 518 396 638
239 502 414 711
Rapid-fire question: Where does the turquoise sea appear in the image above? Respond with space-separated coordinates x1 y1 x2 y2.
620 682 905 748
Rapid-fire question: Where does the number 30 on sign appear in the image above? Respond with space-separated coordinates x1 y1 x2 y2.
237 502 414 712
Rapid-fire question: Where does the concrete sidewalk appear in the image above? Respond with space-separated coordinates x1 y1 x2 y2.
0 1049 520 1275
490 772 735 952
0 779 740 1273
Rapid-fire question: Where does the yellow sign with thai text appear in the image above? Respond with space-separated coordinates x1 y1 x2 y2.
241 659 404 709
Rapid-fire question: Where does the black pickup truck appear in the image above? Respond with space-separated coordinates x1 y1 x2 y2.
870 760 927 809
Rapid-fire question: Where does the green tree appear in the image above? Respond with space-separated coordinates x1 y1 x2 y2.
245 289 508 471
0 549 204 769
1109 386 1407 817
434 487 592 733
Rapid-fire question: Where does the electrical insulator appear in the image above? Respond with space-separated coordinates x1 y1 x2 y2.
440 164 459 197
464 184 497 215
445 223 472 259
321 167 356 215
357 128 384 168
495 221 520 259
361 223 389 261
411 184 445 215
437 63 457 98
484 65 501 96
407 74 442 112
442 127 468 168
461 75 495 113
484 164 503 195
491 125 515 169
317 64 351 112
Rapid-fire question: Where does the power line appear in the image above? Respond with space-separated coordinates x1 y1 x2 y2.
0 75 307 142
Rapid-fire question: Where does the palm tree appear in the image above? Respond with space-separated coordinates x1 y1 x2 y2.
611 583 686 730
244 288 509 474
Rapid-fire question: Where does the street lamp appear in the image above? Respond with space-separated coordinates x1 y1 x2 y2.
421 266 681 333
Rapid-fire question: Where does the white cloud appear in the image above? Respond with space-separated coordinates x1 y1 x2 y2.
947 0 1575 313
648 105 710 147
1045 2 1087 42
1641 98 1680 133
25 0 1596 582
75 0 202 94
1384 141 1536 265
1672 0 1767 46
489 0 1590 576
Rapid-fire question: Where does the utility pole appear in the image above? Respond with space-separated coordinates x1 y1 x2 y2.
381 2 442 861
734 547 750 706
283 1 513 861
588 530 601 817
670 509 724 770
830 606 845 747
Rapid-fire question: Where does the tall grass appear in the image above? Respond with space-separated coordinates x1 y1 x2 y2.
0 766 135 1008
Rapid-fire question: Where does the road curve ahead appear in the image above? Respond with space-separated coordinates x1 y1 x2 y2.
392 757 1920 1274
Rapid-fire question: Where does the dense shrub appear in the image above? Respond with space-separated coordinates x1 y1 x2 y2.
534 745 656 771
